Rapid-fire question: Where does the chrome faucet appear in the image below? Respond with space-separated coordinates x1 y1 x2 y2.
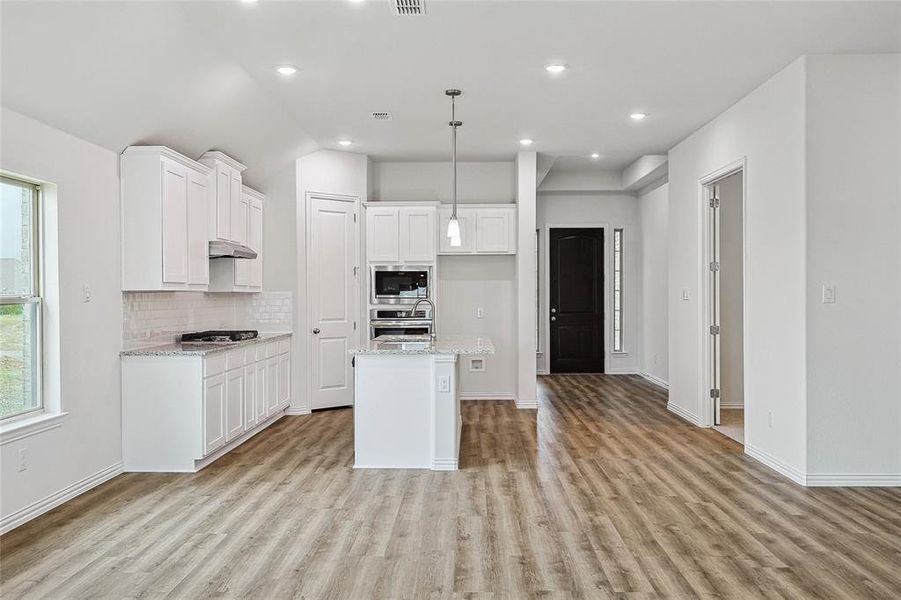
409 298 436 340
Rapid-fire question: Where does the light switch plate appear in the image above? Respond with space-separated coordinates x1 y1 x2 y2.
822 284 836 304
438 375 450 393
681 288 690 301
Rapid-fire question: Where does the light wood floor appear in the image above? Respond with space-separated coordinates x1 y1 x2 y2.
2 375 900 599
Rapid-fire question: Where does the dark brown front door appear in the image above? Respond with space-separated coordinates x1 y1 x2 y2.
549 228 604 373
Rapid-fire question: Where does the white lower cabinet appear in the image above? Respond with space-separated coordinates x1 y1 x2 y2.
122 335 292 472
203 374 227 456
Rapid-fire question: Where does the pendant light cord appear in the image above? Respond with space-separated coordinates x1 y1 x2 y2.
446 89 462 220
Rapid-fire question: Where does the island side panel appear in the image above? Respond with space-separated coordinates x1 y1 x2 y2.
432 354 460 470
353 354 433 469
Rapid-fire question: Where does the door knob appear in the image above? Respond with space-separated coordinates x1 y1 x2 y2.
312 328 321 334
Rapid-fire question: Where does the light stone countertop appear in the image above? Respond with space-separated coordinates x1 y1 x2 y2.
120 332 292 357
349 334 495 356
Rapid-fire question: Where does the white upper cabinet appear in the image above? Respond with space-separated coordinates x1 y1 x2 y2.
209 186 264 293
121 146 211 291
438 208 475 254
365 203 437 264
366 206 400 263
198 151 247 244
399 206 437 263
438 204 517 255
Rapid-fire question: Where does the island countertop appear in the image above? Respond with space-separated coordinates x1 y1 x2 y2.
349 334 494 356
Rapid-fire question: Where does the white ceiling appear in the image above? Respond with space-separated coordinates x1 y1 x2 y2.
2 1 899 185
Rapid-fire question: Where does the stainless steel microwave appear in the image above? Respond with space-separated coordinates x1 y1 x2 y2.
370 265 431 305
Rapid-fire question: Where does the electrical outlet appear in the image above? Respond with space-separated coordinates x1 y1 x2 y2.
476 307 484 319
82 283 92 303
822 284 836 304
438 375 450 393
18 448 28 472
768 411 774 428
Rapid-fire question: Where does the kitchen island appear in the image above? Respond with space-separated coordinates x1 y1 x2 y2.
349 335 494 471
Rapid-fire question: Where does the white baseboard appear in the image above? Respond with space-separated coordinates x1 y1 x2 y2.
459 393 516 401
744 444 807 486
431 458 459 471
514 398 538 410
605 369 639 375
720 403 744 409
1 461 124 535
285 407 311 416
666 402 702 427
536 369 549 375
638 371 669 389
805 473 901 487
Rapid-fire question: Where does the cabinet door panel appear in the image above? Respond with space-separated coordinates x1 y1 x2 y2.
215 165 231 242
203 374 226 455
250 199 264 288
366 207 399 263
256 360 267 421
230 171 244 244
266 357 279 416
187 170 209 285
438 208 475 254
243 364 257 430
161 160 189 284
399 207 436 263
225 368 244 442
278 353 290 408
476 209 513 253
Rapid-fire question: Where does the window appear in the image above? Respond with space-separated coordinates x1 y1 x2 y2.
613 228 624 352
1 176 42 420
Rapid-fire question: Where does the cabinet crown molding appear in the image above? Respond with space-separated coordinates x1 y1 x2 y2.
198 151 247 173
122 146 212 175
242 185 265 201
364 201 440 208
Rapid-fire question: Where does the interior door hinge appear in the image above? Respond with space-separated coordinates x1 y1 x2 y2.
353 213 357 222
710 388 720 399
710 325 720 335
353 321 357 330
709 261 720 272
353 266 359 277
709 198 720 209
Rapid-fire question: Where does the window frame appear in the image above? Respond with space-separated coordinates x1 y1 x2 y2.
1 175 43 422
612 227 624 353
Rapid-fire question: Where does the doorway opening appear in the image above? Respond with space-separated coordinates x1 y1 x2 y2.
705 169 745 444
548 227 605 373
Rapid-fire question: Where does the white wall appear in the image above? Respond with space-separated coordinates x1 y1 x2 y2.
638 183 669 385
719 172 744 409
259 162 297 293
295 150 369 413
537 193 642 375
368 161 519 399
370 162 514 203
804 54 900 479
0 108 123 530
667 58 808 477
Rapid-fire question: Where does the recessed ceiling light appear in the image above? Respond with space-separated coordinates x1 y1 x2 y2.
545 64 567 73
241 0 258 4
590 153 600 159
630 112 647 121
519 138 534 146
275 65 297 76
348 0 365 3
338 139 353 147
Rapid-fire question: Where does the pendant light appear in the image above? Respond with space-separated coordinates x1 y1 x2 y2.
446 89 463 247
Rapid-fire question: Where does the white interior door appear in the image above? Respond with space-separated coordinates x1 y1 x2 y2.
310 196 357 409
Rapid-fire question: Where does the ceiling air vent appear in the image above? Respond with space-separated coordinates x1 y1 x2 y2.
394 0 425 16
370 112 393 121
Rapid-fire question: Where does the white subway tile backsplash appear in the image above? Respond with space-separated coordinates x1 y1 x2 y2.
123 291 293 349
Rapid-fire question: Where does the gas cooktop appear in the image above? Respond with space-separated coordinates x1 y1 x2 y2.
180 330 259 344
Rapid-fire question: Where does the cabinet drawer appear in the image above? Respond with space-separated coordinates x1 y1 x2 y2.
204 353 227 377
226 349 245 371
278 339 290 355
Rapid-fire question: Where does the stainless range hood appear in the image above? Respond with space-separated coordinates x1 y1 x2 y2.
209 240 257 259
